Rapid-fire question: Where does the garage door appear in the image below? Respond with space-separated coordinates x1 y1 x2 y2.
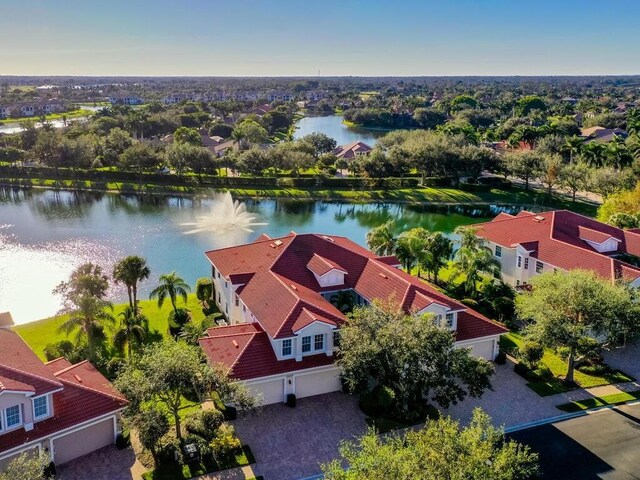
249 378 284 405
295 369 342 399
53 418 114 465
468 339 495 360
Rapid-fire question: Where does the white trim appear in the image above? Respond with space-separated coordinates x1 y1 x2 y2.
0 390 35 397
242 364 341 385
0 409 125 461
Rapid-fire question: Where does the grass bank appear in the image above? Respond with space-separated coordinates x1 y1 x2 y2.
13 294 207 361
0 176 599 216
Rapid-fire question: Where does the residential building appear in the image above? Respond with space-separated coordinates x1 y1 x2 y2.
473 210 640 288
266 91 294 102
580 126 628 144
332 141 373 160
0 323 128 469
0 106 9 118
20 105 35 117
200 233 507 405
108 95 143 105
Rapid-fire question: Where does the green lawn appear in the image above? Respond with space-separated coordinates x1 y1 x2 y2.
501 332 633 396
14 294 207 361
141 445 254 480
0 109 94 124
556 390 640 413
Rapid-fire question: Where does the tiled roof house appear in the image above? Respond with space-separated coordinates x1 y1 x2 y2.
0 327 128 469
200 233 506 405
472 210 640 288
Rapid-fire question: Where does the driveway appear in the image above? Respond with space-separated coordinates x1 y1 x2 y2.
57 445 144 480
232 392 367 480
442 360 564 428
509 403 640 479
604 341 640 380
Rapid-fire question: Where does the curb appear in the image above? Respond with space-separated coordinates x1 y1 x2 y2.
505 399 640 433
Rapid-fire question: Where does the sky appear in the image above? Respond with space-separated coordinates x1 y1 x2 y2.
1 0 639 77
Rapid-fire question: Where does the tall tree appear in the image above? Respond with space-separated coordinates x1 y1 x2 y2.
421 232 453 285
453 227 501 297
112 255 150 315
58 294 114 358
338 301 494 415
53 262 109 310
149 272 191 313
366 220 397 256
322 409 538 480
516 270 640 384
114 306 148 359
394 228 429 273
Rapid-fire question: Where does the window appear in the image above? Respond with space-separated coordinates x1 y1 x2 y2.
217 292 221 303
445 313 454 328
435 314 443 326
333 330 341 348
33 396 48 418
314 334 324 351
217 271 220 279
536 261 543 274
524 258 529 270
516 279 521 286
302 336 311 353
235 295 239 307
5 405 20 428
495 245 502 257
517 256 522 268
282 339 292 356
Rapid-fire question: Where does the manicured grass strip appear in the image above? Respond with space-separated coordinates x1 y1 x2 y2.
0 109 94 124
556 390 640 413
141 445 254 480
13 294 207 361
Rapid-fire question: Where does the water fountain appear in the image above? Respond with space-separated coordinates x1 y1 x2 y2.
180 191 268 236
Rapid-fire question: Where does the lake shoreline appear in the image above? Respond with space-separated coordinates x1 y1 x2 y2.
0 177 599 212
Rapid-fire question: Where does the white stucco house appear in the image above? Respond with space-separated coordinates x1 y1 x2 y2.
0 323 128 469
473 209 640 288
199 233 507 405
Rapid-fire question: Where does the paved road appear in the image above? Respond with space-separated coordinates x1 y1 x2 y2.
509 403 640 479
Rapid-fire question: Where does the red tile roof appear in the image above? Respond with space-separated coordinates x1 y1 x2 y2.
0 330 127 455
307 253 347 276
199 324 335 380
474 210 640 283
202 233 507 379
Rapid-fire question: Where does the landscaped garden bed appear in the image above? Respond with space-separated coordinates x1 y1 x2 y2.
141 444 255 480
500 333 633 396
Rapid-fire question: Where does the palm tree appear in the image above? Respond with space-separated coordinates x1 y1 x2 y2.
453 245 501 298
454 225 482 251
395 228 429 273
113 256 151 315
149 272 191 313
562 135 583 164
114 306 147 359
421 232 453 285
366 220 397 256
58 294 114 358
231 130 246 152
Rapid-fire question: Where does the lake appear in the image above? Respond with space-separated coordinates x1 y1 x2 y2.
0 188 518 324
293 115 390 146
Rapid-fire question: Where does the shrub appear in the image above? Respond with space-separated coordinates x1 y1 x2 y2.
359 385 396 418
168 307 191 337
156 436 182 466
184 409 224 442
210 424 241 462
519 341 544 368
115 430 130 449
494 351 507 365
276 177 295 188
286 393 296 408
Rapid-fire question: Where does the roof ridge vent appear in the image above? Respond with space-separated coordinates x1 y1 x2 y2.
533 215 545 222
274 240 283 246
232 340 239 348
379 272 388 279
74 374 82 383
290 284 298 290
321 235 335 242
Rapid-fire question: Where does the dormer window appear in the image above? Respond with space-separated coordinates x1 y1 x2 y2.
33 396 49 419
4 405 21 429
307 254 347 288
282 339 292 356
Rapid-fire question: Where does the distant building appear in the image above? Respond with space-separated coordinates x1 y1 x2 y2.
266 91 294 102
332 141 373 160
580 126 628 144
108 95 143 105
